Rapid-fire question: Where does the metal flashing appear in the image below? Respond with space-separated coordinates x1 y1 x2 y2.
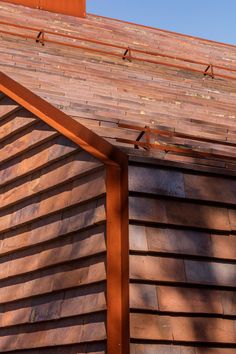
1 0 86 18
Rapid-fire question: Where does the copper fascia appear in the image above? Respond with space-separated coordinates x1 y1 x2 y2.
0 0 86 18
0 72 130 354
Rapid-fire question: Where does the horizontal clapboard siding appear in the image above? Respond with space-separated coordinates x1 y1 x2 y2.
129 161 236 350
0 96 107 351
0 107 36 143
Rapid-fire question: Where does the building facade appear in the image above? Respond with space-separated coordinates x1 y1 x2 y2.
0 1 236 353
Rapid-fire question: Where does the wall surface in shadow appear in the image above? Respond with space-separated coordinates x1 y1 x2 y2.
0 95 107 352
129 160 236 353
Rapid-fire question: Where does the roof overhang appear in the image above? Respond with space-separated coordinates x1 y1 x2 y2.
1 0 86 18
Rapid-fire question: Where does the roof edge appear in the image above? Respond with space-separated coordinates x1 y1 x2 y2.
0 72 127 166
89 13 236 50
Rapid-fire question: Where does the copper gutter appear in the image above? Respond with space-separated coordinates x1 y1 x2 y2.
0 72 129 354
1 21 236 81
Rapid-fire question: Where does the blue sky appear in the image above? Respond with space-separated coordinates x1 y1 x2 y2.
87 0 236 45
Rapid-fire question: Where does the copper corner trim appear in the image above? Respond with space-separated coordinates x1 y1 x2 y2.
1 1 86 18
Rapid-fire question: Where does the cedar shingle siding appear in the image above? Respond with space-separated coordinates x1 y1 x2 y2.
0 95 107 352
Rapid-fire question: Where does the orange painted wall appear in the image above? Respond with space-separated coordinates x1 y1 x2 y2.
1 0 86 17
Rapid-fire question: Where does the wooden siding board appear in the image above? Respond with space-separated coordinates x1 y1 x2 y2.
0 151 103 210
130 254 236 287
0 256 106 305
129 161 236 350
0 96 108 351
184 260 236 287
0 313 107 351
129 165 186 198
129 225 236 261
0 205 106 257
130 255 186 283
129 164 236 205
0 121 58 164
0 283 106 328
0 135 79 187
0 108 36 143
130 283 236 316
129 196 231 231
0 228 106 281
130 314 236 343
0 171 106 234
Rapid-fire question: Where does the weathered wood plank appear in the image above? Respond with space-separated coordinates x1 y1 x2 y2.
0 108 36 143
129 196 231 231
129 225 236 260
130 255 236 287
0 227 106 281
130 283 236 315
0 152 102 210
0 313 106 351
0 283 106 328
129 164 236 205
0 170 106 233
0 135 79 187
0 204 106 256
0 121 58 164
130 313 236 343
0 256 106 305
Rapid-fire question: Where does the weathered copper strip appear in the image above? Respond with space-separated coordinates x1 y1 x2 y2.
0 0 86 18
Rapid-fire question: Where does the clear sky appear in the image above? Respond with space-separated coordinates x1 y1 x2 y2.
87 0 236 45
